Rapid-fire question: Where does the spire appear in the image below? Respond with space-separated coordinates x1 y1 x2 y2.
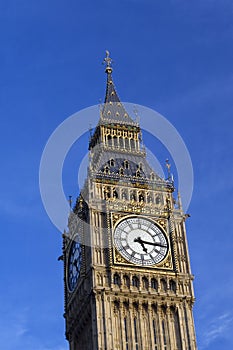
103 50 121 104
101 51 137 126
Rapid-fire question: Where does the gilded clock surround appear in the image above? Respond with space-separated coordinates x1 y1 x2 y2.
62 53 197 350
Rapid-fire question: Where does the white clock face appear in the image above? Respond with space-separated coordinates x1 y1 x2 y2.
114 216 168 266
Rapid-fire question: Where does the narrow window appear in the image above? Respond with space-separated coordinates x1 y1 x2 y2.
104 166 110 174
153 319 158 349
131 139 135 150
162 320 167 349
130 191 136 201
161 279 167 292
104 187 111 199
132 276 139 288
184 306 191 350
113 273 120 286
123 275 130 288
122 190 127 200
110 158 115 167
119 168 124 176
169 280 176 293
113 135 117 147
134 317 139 350
142 277 149 289
124 317 129 350
113 188 118 198
138 192 144 202
151 278 158 290
119 137 124 148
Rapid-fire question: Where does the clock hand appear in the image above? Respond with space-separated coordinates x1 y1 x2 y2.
134 237 166 248
141 239 167 248
134 237 148 253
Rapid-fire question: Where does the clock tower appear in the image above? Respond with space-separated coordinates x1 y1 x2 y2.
62 52 197 350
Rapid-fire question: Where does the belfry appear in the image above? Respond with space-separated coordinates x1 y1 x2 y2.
62 52 197 350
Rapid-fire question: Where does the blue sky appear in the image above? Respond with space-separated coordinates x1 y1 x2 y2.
1 0 233 349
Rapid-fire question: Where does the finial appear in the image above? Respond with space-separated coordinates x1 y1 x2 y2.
103 50 113 73
68 195 72 210
177 191 182 210
165 159 171 180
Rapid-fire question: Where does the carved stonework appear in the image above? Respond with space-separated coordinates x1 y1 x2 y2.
63 56 197 350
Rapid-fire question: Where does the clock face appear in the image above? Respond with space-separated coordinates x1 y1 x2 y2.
68 236 82 292
114 216 168 266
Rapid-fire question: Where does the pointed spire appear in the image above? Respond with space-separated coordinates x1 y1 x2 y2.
103 50 121 104
101 50 137 126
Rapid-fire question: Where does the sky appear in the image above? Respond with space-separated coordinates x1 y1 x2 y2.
1 0 233 349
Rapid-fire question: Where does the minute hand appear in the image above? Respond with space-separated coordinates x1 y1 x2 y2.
139 239 167 248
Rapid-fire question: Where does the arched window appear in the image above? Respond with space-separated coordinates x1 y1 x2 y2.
169 280 176 293
107 135 111 147
151 278 158 290
161 279 167 292
124 160 129 169
122 190 127 200
142 277 149 290
156 196 161 204
113 188 118 198
109 158 115 167
113 273 120 286
123 275 130 288
104 166 110 174
132 276 139 288
148 194 153 203
104 187 111 199
97 274 103 286
138 192 144 202
136 169 141 177
119 168 124 176
130 191 136 201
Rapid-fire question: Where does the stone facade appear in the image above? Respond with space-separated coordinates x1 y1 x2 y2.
62 54 197 350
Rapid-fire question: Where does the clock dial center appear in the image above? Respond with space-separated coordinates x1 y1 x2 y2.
127 229 154 254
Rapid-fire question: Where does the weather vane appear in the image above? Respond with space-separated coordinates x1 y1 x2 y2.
103 50 113 72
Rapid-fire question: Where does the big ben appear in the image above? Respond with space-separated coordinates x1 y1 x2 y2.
62 52 197 350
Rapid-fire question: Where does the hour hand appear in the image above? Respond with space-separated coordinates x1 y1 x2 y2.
134 237 148 253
